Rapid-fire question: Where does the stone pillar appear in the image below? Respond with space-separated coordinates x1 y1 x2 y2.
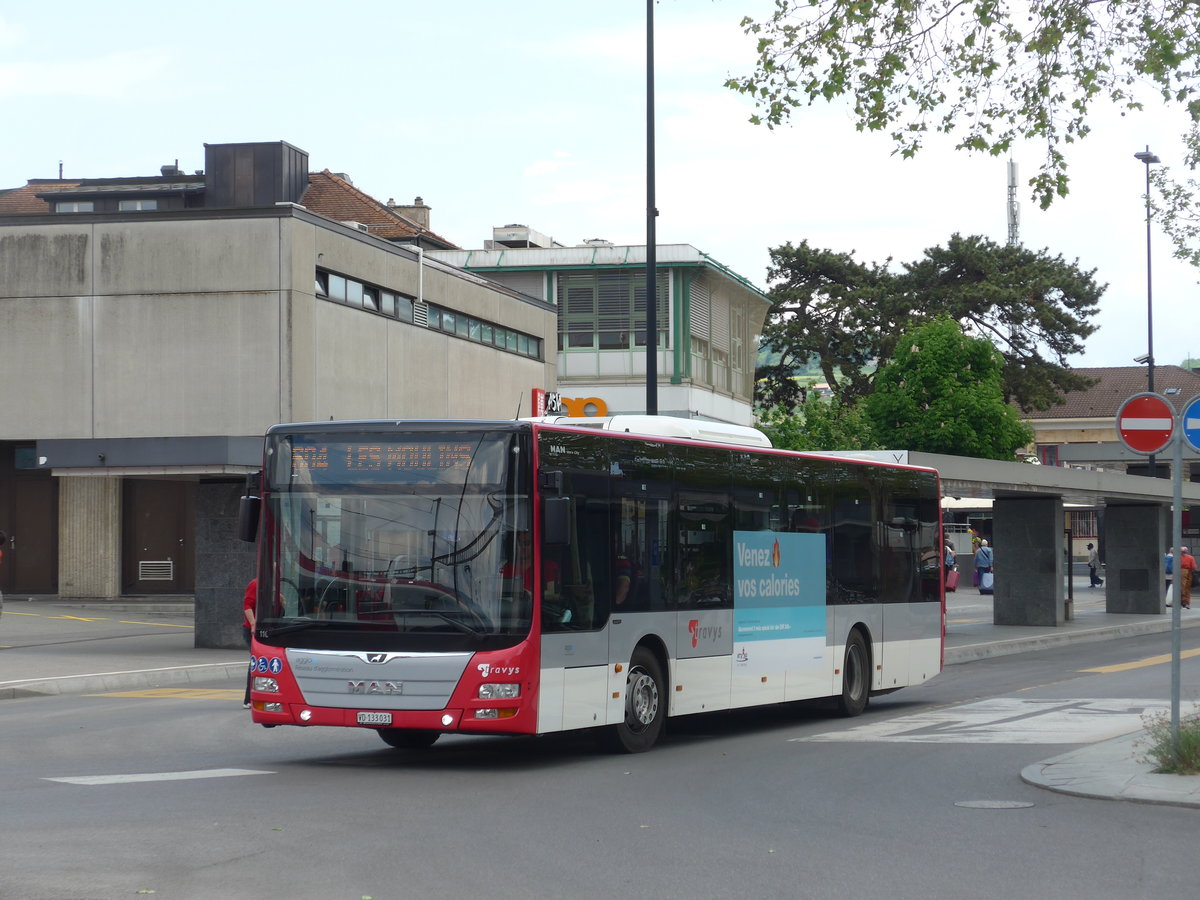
992 496 1064 626
1103 504 1165 614
58 476 121 599
193 481 256 649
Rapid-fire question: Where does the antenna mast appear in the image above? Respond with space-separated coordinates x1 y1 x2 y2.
1007 160 1020 245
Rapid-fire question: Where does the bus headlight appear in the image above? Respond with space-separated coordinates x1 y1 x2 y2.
478 683 520 700
253 677 279 693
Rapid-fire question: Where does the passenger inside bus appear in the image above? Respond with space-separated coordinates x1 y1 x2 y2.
502 531 568 627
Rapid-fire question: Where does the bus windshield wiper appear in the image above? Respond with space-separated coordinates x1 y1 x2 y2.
261 618 341 638
396 609 484 638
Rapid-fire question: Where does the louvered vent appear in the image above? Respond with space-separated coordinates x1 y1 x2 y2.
139 560 174 581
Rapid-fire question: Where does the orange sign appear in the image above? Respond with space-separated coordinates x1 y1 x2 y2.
532 389 609 417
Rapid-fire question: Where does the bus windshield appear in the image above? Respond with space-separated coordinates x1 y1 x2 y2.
258 428 532 650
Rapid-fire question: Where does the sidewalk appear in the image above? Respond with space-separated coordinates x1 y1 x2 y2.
2 582 1197 806
0 595 246 701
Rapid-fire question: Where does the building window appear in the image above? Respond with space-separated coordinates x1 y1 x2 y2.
556 270 668 351
118 199 158 211
1038 445 1060 466
1070 510 1098 538
426 303 542 360
313 267 541 360
54 201 94 213
327 274 347 302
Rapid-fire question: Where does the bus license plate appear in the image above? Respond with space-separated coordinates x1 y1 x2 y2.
357 712 392 726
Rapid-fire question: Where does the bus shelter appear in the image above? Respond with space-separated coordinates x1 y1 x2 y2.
835 451 1200 627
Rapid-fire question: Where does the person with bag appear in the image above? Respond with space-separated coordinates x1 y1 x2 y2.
975 539 994 594
1087 542 1103 587
1179 547 1196 610
944 540 959 592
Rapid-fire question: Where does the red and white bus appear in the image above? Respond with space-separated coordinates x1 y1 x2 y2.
241 416 944 752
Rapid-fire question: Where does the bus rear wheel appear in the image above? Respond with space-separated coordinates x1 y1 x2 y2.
601 647 666 753
836 630 869 717
377 728 440 750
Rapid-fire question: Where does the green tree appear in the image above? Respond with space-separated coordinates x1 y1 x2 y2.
863 316 1033 459
757 241 894 410
726 1 1200 212
760 396 881 452
758 234 1100 412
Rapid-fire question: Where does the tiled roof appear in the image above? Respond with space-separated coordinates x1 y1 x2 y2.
0 180 81 214
1027 366 1200 419
301 170 457 249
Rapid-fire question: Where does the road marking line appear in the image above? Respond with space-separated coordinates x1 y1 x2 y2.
87 688 243 700
49 615 111 622
117 620 193 629
1082 647 1200 673
45 768 273 786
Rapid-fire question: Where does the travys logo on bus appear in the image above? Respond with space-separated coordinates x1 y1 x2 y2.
477 663 520 678
687 619 723 648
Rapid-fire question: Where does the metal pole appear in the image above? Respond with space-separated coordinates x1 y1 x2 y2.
1136 146 1160 476
644 0 658 415
1170 420 1183 759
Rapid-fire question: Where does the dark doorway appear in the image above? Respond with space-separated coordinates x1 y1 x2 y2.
122 480 196 594
0 444 59 595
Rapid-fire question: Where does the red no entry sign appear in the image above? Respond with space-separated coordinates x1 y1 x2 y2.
1116 392 1175 454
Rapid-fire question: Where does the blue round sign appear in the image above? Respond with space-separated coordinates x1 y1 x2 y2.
1183 394 1200 453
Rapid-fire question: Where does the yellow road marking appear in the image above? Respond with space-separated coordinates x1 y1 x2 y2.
49 615 111 622
86 688 243 700
118 620 193 629
1083 648 1200 673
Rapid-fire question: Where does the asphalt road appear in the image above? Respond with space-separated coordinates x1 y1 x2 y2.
2 629 1198 900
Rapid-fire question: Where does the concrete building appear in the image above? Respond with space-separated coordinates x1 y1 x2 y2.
429 224 771 426
0 141 557 645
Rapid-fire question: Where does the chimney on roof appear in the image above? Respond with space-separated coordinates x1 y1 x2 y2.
389 195 430 230
161 159 181 176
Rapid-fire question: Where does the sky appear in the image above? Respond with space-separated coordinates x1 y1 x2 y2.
1 0 1196 370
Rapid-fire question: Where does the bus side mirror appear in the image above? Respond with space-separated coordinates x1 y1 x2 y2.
543 496 570 546
238 472 261 544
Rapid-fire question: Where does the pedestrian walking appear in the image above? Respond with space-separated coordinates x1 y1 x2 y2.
242 577 257 707
1180 547 1196 610
1087 543 1103 587
1165 547 1174 597
975 539 994 593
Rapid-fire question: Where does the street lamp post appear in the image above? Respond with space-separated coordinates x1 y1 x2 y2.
1135 146 1161 477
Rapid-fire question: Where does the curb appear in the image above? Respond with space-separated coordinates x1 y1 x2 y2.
0 661 247 700
945 616 1200 665
1020 734 1200 809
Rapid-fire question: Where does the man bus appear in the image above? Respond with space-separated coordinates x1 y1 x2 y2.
239 416 943 752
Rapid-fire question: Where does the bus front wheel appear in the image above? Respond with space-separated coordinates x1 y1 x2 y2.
836 630 870 717
602 647 666 753
377 728 440 750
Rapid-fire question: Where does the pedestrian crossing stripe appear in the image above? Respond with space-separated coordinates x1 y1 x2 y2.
792 698 1200 745
85 688 242 700
45 768 274 785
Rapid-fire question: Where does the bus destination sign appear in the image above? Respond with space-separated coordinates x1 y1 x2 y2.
291 441 475 475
